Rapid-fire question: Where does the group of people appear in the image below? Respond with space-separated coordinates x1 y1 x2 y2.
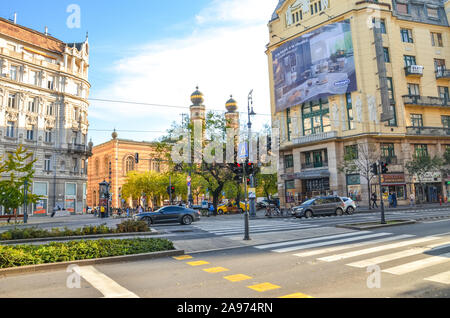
371 192 416 209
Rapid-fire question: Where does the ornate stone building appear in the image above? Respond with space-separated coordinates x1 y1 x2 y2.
268 0 450 207
0 17 91 215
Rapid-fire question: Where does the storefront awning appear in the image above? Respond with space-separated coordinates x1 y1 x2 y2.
296 169 330 180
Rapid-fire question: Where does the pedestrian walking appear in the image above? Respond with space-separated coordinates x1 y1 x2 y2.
392 192 397 208
371 193 378 209
410 193 415 207
388 193 393 208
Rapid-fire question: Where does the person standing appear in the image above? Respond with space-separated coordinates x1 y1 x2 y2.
371 193 378 209
410 193 415 207
392 192 397 208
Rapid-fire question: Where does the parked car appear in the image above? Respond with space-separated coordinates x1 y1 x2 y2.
217 201 249 214
134 206 201 225
340 197 357 215
292 196 346 218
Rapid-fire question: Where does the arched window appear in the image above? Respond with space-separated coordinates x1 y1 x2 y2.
104 157 109 177
94 158 100 176
302 98 330 136
125 156 135 175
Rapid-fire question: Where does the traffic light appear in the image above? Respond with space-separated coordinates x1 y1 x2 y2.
171 186 175 194
135 153 139 164
381 162 389 174
371 163 378 176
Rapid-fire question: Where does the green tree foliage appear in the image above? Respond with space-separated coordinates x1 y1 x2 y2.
0 145 42 216
256 172 278 199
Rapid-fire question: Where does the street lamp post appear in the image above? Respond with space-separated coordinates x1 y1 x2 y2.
244 90 256 241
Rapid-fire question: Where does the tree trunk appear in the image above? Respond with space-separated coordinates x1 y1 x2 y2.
367 182 372 210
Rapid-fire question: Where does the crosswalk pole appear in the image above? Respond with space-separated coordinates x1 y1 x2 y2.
244 162 250 241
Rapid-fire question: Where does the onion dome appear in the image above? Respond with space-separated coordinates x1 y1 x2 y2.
112 129 118 140
88 139 94 149
225 95 238 112
190 86 204 106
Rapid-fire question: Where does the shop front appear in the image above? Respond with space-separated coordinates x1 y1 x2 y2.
299 169 331 199
412 172 443 203
33 182 49 216
372 173 408 206
346 174 361 202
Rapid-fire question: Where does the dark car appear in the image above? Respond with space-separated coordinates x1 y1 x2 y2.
293 196 346 218
134 206 201 225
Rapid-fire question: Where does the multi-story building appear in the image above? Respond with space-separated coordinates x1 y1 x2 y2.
267 0 450 207
0 17 91 215
87 131 168 209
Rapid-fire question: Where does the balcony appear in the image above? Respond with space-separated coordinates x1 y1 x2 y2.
406 126 450 137
436 68 450 79
301 161 329 170
292 131 338 146
381 156 398 165
404 65 424 77
68 143 88 154
402 95 450 108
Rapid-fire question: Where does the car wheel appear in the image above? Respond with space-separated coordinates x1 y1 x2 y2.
182 215 193 225
336 208 344 216
143 216 153 225
347 207 354 215
305 210 313 218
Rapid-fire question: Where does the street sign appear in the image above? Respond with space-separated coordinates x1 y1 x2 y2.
238 142 248 159
187 176 191 183
187 182 191 187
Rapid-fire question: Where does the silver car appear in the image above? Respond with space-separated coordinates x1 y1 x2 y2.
340 197 357 215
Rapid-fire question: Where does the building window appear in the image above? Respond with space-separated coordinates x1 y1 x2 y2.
411 114 423 128
438 86 449 101
47 76 55 90
30 70 38 85
302 98 330 136
434 59 446 73
45 129 52 143
381 143 395 159
28 99 37 113
397 3 409 15
26 125 34 140
379 19 386 34
431 32 443 47
47 103 54 116
386 77 397 127
407 83 420 96
346 93 355 130
8 94 17 108
9 65 18 81
125 156 135 175
284 154 294 169
6 121 15 138
73 158 78 173
44 156 52 171
414 144 428 157
442 116 450 129
383 47 390 63
404 55 416 67
95 159 100 176
427 7 439 19
401 29 413 43
344 145 358 160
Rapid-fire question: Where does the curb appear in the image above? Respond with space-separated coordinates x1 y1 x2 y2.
336 220 416 230
0 231 162 245
0 249 184 277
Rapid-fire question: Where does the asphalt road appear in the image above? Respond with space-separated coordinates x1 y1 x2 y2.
1 218 449 299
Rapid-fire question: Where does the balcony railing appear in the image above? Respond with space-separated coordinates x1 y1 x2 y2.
404 65 424 77
68 143 88 154
381 156 398 165
406 126 450 137
403 95 450 108
292 131 338 146
436 68 450 79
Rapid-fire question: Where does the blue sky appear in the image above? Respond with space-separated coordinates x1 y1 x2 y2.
1 0 275 146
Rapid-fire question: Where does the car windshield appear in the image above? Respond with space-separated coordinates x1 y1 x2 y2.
341 198 349 202
302 199 315 205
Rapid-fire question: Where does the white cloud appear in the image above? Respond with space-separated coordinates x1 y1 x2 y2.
89 0 275 145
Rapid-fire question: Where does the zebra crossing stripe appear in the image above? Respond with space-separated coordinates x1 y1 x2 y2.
316 235 433 262
210 225 318 235
424 271 450 285
254 231 372 250
293 234 422 258
347 239 450 268
383 252 450 275
273 233 395 254
196 223 317 231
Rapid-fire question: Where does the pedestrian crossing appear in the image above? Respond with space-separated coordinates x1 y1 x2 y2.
255 231 450 286
193 220 320 236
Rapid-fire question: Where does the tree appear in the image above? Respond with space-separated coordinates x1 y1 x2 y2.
0 145 41 222
256 172 278 200
405 154 443 205
338 143 379 208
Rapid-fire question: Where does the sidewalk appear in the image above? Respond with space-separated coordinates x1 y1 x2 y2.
355 202 450 213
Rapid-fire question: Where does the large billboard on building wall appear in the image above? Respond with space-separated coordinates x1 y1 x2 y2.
272 19 357 113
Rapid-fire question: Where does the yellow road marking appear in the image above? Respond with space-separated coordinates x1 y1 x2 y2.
279 292 313 298
173 255 193 260
203 267 230 274
187 261 210 266
224 274 253 282
247 282 281 292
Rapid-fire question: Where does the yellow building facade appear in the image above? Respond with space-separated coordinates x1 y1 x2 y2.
267 0 450 207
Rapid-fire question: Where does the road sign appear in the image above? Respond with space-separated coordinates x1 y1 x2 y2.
187 182 191 187
238 142 248 159
187 176 191 183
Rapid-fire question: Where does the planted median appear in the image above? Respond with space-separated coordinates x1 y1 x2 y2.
0 238 175 269
0 220 150 241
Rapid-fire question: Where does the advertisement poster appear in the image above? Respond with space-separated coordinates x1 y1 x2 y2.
272 19 357 113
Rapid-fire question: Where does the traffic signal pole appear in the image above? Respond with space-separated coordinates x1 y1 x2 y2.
378 161 386 224
243 160 250 241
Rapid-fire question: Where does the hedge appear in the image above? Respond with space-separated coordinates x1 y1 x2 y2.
0 220 150 241
0 238 175 269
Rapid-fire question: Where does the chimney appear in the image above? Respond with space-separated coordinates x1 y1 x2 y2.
13 12 17 24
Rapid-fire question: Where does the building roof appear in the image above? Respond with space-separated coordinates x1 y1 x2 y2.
92 138 159 150
271 0 286 22
0 16 67 54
